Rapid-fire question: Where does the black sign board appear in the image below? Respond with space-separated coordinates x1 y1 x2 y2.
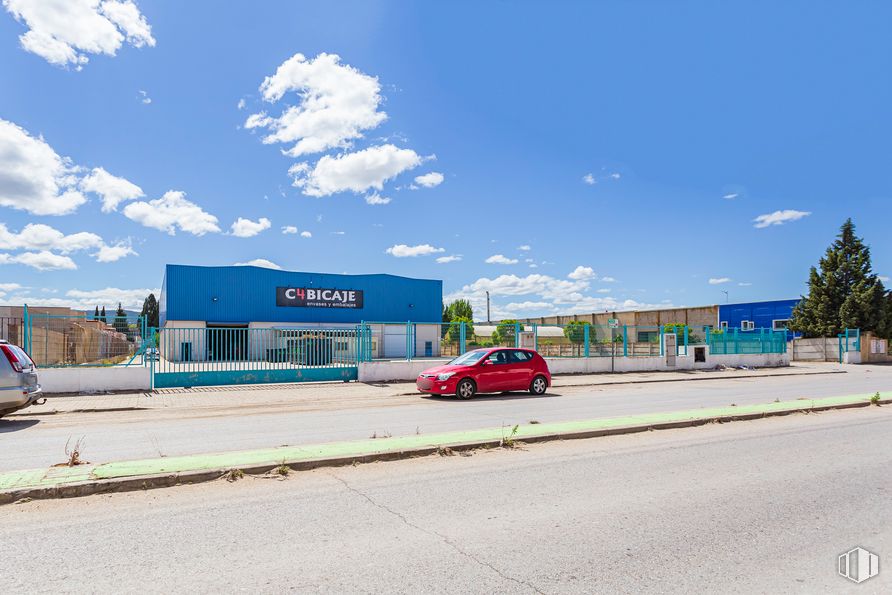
276 287 363 309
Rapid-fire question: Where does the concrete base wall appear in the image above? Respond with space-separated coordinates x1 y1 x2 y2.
357 351 789 382
39 366 151 395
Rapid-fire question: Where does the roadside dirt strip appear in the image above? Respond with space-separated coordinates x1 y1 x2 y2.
0 392 887 505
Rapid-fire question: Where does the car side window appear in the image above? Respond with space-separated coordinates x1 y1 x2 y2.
509 350 531 363
486 351 509 365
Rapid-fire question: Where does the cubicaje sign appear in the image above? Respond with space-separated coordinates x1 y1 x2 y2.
276 287 364 309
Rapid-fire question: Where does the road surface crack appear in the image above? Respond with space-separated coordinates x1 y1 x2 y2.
328 472 544 594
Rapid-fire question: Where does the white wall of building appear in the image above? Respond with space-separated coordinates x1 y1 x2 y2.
39 366 151 394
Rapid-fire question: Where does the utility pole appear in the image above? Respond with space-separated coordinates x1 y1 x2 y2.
486 291 491 323
721 290 729 304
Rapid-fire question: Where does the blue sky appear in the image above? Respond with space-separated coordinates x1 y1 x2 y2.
1 1 890 320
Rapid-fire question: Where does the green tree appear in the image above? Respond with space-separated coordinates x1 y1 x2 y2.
113 303 129 338
445 316 474 344
791 219 889 338
563 320 588 356
662 323 700 345
492 319 524 345
100 306 107 325
140 293 160 328
93 305 99 320
446 299 474 321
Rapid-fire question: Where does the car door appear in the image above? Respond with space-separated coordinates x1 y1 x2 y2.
476 350 510 392
505 349 535 390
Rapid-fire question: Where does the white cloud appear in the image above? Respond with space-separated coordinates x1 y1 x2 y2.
0 222 135 263
291 144 423 197
236 98 246 110
0 118 86 215
4 0 155 68
582 173 595 185
709 277 732 285
300 231 312 238
245 52 386 157
436 255 462 264
737 282 752 287
414 171 444 188
364 192 391 205
568 265 596 281
122 190 221 236
722 193 738 200
596 288 611 293
504 301 554 311
79 166 143 212
879 275 890 283
518 245 531 251
529 263 538 268
608 172 621 180
0 282 24 292
600 276 617 283
281 225 298 234
0 250 77 271
230 217 271 238
234 258 282 270
93 241 136 262
64 286 158 309
485 254 519 265
385 244 445 258
753 209 811 228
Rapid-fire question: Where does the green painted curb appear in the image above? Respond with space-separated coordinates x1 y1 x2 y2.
0 392 887 503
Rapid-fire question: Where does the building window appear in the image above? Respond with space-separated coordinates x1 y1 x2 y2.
741 320 755 331
720 321 728 330
772 319 791 331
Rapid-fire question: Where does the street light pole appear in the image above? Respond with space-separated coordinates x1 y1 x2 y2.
486 291 491 323
721 290 729 304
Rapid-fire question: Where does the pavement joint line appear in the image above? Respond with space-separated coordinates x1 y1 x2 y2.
0 392 886 505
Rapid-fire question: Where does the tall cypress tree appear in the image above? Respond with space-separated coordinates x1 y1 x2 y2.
93 306 99 320
100 306 107 325
140 293 160 328
791 219 888 337
113 303 129 337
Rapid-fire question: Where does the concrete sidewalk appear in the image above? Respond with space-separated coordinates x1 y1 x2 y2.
12 362 845 417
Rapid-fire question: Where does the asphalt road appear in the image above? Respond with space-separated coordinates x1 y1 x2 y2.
2 406 889 593
0 366 890 472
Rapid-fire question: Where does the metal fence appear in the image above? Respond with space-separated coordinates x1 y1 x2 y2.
20 307 148 367
354 321 772 360
0 317 23 344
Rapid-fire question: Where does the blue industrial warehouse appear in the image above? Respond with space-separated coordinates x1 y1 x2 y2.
718 299 801 340
160 264 443 361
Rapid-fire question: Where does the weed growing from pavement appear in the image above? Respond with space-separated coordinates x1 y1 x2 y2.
222 469 244 482
500 424 520 449
272 461 291 476
57 436 88 467
529 420 540 424
871 392 881 406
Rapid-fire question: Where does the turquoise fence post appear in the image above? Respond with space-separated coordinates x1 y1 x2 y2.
659 326 665 356
856 328 861 351
533 323 538 352
583 324 590 358
683 326 689 356
459 321 466 354
734 328 739 355
623 325 628 357
406 321 412 361
23 304 30 354
514 322 521 348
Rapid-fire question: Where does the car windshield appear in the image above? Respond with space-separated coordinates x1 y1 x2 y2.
448 350 488 366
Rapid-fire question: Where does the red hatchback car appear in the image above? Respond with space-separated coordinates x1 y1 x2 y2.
416 348 551 399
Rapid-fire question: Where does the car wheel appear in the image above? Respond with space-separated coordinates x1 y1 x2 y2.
456 378 476 400
530 375 548 395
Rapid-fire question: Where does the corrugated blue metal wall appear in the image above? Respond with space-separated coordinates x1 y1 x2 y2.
718 299 801 339
160 265 442 325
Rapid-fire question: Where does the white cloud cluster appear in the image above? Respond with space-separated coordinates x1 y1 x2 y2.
8 286 159 309
753 209 811 228
246 52 387 157
568 265 596 281
122 191 221 236
436 255 462 264
281 225 297 234
0 222 135 269
79 166 144 212
0 118 85 215
708 277 731 285
230 217 271 238
246 53 439 202
4 0 155 68
234 258 282 270
414 172 444 188
290 144 422 197
385 244 444 258
485 254 518 265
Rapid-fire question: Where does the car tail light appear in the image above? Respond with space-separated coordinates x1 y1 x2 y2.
1 345 24 372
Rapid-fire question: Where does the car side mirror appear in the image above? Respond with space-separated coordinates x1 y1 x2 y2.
480 360 491 366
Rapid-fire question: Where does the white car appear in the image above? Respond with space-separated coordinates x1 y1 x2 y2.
0 340 44 418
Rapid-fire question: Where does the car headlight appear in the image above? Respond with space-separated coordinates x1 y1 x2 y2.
436 372 456 381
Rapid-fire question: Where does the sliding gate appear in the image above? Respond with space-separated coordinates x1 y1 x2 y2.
153 327 359 388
